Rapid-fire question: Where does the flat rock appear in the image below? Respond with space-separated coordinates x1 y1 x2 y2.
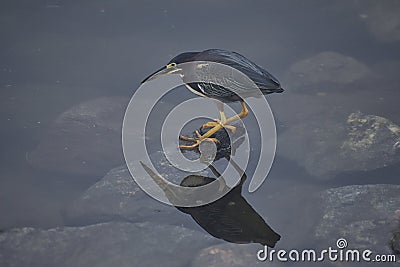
392 211 400 255
190 242 336 267
0 222 217 267
191 243 272 267
284 51 369 91
315 184 400 257
65 121 247 225
63 164 189 226
258 183 326 248
27 97 129 176
278 111 400 179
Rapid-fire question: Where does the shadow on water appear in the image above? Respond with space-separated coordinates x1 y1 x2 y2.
141 123 281 248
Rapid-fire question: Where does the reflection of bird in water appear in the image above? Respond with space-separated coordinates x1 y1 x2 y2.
142 49 283 149
177 160 281 247
140 145 281 247
140 121 280 247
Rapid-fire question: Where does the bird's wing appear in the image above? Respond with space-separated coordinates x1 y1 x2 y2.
194 49 281 92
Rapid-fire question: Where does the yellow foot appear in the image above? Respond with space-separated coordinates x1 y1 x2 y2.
179 130 219 149
201 120 236 134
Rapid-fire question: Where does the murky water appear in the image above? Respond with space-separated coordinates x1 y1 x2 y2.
1 1 400 266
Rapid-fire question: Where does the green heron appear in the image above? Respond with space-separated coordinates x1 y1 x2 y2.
142 49 284 149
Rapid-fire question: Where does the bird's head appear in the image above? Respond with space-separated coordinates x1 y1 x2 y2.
141 62 181 83
141 52 199 83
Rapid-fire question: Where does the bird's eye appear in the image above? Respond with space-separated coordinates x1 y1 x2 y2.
166 62 177 69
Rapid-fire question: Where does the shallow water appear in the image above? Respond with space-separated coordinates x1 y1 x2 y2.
1 0 400 266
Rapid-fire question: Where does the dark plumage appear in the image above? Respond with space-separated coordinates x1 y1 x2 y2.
143 49 284 102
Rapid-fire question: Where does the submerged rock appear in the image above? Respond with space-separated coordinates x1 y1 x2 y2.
284 51 369 90
278 111 400 179
357 0 400 43
27 97 129 176
0 222 217 267
315 184 400 256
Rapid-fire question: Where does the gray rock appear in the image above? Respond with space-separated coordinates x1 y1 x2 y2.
27 97 129 176
390 210 400 256
64 143 232 224
259 184 326 248
0 222 217 267
315 184 400 256
190 243 270 267
278 111 400 178
341 112 400 169
64 120 247 224
358 0 400 43
190 242 336 267
284 51 369 90
63 164 189 226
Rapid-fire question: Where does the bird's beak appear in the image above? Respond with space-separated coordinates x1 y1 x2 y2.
141 65 181 83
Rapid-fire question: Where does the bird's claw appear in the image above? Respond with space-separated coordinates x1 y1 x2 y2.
179 131 219 149
201 121 221 129
201 120 236 134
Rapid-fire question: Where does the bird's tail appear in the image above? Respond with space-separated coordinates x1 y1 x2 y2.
261 87 284 94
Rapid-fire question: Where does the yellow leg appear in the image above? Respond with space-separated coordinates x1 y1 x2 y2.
179 101 248 150
201 101 248 130
199 101 249 139
201 110 237 133
202 121 237 133
224 101 249 124
220 110 227 124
